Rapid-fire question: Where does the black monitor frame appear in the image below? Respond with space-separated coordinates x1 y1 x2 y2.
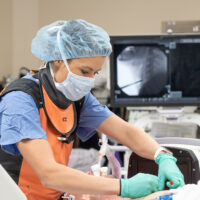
110 34 200 107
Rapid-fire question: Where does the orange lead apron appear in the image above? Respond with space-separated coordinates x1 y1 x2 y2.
18 86 77 200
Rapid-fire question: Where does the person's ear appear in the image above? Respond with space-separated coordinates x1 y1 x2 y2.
57 60 63 64
53 60 63 67
54 60 61 64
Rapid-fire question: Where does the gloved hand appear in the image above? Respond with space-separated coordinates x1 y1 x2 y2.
156 153 185 190
120 173 159 198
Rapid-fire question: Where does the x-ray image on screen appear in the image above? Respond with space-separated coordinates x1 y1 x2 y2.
117 46 168 97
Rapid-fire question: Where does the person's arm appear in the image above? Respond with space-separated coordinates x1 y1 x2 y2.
97 114 185 190
97 113 160 160
16 138 120 195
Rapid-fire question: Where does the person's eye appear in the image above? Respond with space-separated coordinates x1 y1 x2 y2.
81 70 89 74
95 71 99 75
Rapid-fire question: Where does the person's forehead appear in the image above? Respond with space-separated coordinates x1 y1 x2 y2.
72 57 106 68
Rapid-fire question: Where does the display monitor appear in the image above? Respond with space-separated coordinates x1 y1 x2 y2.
110 34 200 107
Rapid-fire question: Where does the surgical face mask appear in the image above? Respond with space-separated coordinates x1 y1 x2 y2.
52 61 95 101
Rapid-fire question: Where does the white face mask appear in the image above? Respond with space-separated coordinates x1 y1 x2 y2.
53 27 95 101
52 61 94 101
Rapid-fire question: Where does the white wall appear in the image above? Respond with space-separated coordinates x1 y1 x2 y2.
0 0 12 77
1 0 200 77
12 0 40 76
38 0 200 35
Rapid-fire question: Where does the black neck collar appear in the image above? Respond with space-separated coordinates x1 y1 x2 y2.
38 63 72 109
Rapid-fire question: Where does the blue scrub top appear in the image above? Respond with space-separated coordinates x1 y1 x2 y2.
0 74 113 155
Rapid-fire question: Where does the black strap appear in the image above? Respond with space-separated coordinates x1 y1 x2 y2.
0 78 42 109
63 97 85 144
38 65 72 109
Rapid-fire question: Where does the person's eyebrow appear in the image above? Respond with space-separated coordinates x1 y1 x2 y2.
80 66 102 74
81 66 94 71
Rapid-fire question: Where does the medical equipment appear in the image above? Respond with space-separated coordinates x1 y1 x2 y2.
100 166 108 176
100 134 121 178
91 164 101 176
151 194 173 200
105 147 121 178
91 165 108 176
98 133 108 165
61 193 75 200
110 34 200 107
128 137 200 188
91 134 121 178
91 134 107 175
128 107 200 142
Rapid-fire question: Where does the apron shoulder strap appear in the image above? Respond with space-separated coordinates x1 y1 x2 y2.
0 78 42 109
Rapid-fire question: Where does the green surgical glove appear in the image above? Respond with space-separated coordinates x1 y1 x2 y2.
156 153 185 190
120 173 159 198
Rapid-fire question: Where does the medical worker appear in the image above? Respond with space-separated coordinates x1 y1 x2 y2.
0 19 184 200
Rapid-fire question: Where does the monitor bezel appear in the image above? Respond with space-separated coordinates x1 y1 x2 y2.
110 34 200 107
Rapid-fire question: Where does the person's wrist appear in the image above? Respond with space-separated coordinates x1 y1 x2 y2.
118 179 122 196
155 152 177 165
154 147 173 161
120 179 128 197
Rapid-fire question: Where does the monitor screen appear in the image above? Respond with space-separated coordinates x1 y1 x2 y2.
110 35 200 107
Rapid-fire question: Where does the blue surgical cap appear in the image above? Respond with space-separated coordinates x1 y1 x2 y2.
31 19 112 61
